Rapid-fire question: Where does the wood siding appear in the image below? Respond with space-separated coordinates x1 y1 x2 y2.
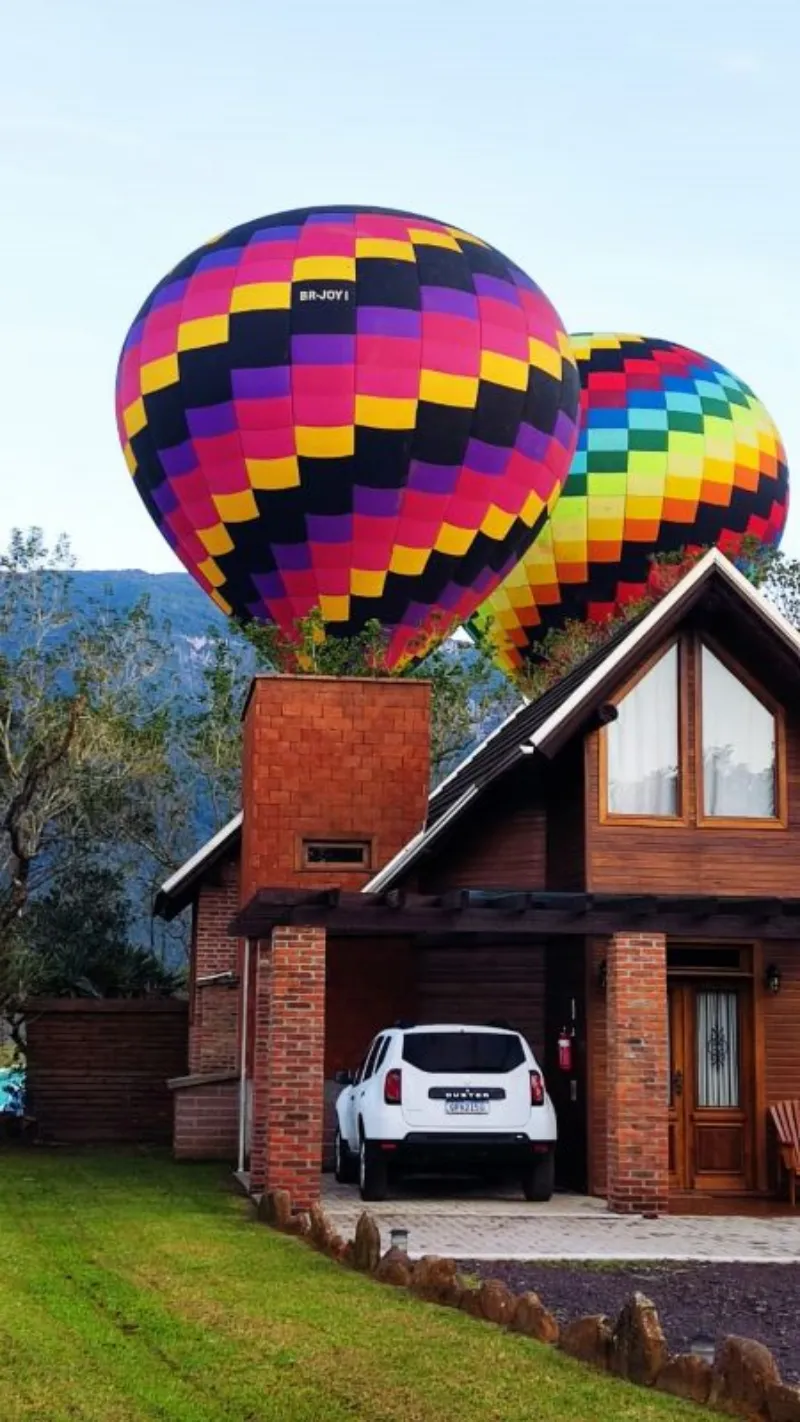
545 742 586 890
544 936 589 1189
585 639 800 895
420 773 547 891
585 937 609 1197
415 942 545 1060
325 936 416 1075
763 942 800 1110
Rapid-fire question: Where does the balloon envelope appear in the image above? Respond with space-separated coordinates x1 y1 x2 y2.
116 206 579 666
474 333 789 673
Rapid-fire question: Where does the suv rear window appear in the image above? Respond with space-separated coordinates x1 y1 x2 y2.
402 1031 525 1074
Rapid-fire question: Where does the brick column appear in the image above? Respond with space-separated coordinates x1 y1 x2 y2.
606 931 669 1216
249 926 326 1210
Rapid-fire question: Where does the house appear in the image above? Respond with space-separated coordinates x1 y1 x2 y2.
156 548 800 1215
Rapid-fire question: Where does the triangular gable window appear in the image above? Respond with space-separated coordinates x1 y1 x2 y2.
606 644 679 817
602 636 783 825
700 646 777 820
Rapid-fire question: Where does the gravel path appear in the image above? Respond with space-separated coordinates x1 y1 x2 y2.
463 1261 800 1383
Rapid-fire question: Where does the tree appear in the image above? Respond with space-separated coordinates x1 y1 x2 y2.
0 859 182 1053
0 529 172 956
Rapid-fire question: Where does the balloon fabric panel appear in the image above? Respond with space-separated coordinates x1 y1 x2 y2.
116 206 579 666
474 334 789 674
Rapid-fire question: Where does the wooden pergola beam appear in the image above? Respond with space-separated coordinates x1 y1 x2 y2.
230 887 800 942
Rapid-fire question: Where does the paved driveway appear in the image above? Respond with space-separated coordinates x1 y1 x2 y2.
322 1178 800 1261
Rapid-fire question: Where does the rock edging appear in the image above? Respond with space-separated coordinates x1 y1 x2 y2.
255 1195 800 1419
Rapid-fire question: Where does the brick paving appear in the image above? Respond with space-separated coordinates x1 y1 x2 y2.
322 1179 800 1261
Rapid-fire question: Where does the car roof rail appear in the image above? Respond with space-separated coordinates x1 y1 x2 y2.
392 1019 416 1029
485 1017 516 1031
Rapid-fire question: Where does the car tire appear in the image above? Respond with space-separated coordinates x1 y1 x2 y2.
334 1128 358 1185
521 1150 555 1202
358 1135 388 1202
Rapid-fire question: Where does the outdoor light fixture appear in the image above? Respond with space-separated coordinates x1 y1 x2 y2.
689 1334 716 1366
598 959 608 991
765 963 782 995
389 1228 409 1254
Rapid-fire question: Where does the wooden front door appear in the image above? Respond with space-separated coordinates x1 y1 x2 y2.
668 981 754 1193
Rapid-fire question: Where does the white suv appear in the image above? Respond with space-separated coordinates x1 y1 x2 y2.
333 1022 557 1202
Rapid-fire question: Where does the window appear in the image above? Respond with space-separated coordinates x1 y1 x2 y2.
402 1032 525 1074
374 1037 391 1073
605 644 679 817
359 1037 383 1082
302 839 371 869
700 647 777 820
600 634 784 826
696 991 740 1108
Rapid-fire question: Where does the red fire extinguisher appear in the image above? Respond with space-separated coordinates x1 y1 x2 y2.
557 1026 573 1073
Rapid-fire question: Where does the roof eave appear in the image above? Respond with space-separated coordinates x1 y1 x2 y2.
531 548 799 758
362 784 481 894
154 811 243 920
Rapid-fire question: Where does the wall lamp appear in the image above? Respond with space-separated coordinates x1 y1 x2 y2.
765 963 781 995
598 959 608 991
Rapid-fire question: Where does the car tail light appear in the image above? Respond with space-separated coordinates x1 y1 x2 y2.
384 1068 402 1104
530 1070 545 1106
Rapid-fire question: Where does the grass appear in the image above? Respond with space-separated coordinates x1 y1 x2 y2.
0 1149 708 1422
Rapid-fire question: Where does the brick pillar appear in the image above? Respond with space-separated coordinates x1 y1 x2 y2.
606 931 669 1216
250 926 326 1209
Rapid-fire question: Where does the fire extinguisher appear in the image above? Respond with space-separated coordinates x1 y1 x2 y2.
557 1026 573 1073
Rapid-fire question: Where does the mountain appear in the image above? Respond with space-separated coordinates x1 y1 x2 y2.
69 569 226 638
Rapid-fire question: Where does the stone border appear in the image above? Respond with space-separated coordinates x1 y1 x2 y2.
255 1190 800 1419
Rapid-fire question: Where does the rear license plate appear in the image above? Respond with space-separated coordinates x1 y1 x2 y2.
445 1100 489 1115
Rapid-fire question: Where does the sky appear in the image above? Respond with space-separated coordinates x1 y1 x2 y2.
1 0 798 571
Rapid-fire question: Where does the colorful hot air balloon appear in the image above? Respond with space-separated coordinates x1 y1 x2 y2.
116 206 579 666
474 333 790 674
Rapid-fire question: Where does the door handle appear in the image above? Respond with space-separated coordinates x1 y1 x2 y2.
672 1069 684 1097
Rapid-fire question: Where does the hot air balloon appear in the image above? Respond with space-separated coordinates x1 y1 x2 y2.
116 206 580 666
474 333 789 674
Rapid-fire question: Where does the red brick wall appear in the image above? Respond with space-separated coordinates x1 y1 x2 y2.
189 858 240 1076
250 927 326 1208
25 999 188 1144
173 1077 239 1161
606 932 669 1215
240 675 431 906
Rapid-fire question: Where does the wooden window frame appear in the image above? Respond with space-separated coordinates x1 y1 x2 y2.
599 635 689 827
298 837 373 872
695 633 787 831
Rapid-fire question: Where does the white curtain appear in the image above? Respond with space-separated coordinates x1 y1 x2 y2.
702 647 775 818
607 644 678 815
697 990 739 1108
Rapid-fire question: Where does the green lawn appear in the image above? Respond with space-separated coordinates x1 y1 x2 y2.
0 1150 706 1422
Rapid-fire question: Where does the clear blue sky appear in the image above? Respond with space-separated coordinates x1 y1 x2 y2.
2 0 797 569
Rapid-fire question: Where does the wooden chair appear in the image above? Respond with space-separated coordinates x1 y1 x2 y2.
769 1102 800 1206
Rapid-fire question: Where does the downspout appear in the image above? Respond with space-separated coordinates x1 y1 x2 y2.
237 937 251 1175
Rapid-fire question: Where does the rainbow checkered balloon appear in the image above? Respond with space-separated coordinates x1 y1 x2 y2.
116 206 579 666
474 333 790 673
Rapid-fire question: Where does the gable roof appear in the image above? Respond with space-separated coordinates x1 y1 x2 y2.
154 811 242 920
365 549 800 890
155 550 800 914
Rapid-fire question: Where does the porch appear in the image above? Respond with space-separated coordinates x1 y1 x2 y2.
231 887 800 1215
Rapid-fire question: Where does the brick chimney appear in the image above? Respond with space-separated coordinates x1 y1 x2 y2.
240 675 431 905
240 675 431 1207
